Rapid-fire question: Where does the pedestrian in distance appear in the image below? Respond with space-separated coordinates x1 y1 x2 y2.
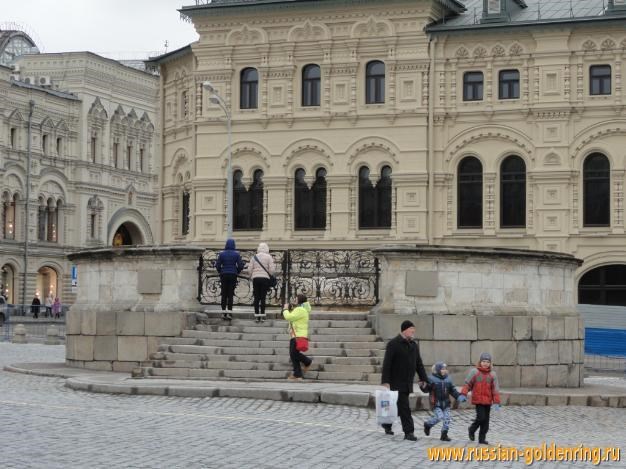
422 362 467 441
381 320 429 441
31 295 41 319
215 238 244 321
461 352 501 445
282 293 312 381
45 293 53 318
247 242 275 323
52 297 62 319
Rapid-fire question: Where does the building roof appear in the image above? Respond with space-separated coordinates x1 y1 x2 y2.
428 0 625 32
11 79 80 101
179 0 465 17
145 45 193 67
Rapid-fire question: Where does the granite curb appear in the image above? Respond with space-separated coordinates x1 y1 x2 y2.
5 362 626 409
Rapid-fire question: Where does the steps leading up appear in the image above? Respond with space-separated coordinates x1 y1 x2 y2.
135 309 385 383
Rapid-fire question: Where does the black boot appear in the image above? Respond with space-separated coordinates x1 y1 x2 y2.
404 433 417 441
478 434 489 445
468 426 475 442
440 430 451 442
423 422 432 436
383 425 394 435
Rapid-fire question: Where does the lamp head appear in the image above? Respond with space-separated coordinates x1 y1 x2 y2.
202 81 215 93
209 96 220 105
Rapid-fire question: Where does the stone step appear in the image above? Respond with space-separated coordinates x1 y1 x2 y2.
201 320 371 329
201 311 370 321
170 338 384 350
145 359 379 374
181 331 380 343
191 326 375 336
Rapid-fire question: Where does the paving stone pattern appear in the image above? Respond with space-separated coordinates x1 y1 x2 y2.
2 343 625 468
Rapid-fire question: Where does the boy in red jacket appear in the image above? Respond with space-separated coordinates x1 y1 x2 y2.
461 352 501 445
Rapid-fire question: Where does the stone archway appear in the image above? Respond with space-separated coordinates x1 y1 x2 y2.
36 266 58 311
112 222 144 246
1 263 16 303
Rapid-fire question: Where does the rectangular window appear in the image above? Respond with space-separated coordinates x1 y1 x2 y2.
590 65 611 95
56 137 62 156
90 213 96 238
182 191 190 236
498 69 520 99
10 128 16 149
463 72 484 101
91 137 97 163
139 148 144 172
42 134 48 155
113 142 119 168
127 145 132 170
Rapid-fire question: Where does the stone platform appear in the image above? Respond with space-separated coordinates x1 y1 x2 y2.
5 361 626 409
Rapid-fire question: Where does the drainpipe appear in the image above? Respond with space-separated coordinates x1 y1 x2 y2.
21 99 34 307
427 37 437 245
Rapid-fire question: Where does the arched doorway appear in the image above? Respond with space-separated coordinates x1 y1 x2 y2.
1 264 16 303
37 266 59 305
578 265 626 306
112 222 144 246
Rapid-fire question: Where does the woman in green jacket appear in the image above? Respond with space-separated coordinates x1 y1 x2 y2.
282 293 312 381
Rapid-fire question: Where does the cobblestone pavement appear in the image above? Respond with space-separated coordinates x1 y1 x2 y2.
1 343 625 469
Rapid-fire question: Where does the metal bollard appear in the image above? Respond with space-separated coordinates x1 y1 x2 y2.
45 325 61 345
12 324 27 344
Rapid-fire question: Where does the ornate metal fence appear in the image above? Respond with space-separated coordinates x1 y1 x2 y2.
198 249 379 307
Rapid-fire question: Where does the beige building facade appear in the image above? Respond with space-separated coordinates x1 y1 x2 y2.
1 30 160 308
150 0 626 305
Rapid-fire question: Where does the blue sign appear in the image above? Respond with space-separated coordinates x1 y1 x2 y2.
71 265 78 287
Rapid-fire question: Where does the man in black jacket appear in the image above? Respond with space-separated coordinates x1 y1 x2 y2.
381 320 428 441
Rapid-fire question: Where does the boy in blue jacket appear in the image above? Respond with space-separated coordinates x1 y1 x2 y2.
215 238 244 320
422 362 466 441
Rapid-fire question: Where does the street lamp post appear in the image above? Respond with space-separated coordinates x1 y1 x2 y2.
203 81 233 239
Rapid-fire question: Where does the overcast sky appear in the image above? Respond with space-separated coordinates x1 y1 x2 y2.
2 0 199 59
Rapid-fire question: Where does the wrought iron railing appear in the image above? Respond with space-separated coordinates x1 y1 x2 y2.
198 249 379 307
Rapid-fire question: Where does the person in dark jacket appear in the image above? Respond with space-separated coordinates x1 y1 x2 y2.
381 320 428 441
31 295 41 318
215 238 244 320
422 362 466 441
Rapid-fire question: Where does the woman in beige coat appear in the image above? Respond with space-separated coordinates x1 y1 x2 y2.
247 242 275 323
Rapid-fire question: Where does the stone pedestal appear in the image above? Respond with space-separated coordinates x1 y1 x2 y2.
372 245 584 388
66 246 205 371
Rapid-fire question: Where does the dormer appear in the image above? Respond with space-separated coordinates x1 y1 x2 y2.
607 0 626 15
481 0 527 23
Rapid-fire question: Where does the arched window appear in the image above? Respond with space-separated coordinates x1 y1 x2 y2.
38 198 60 243
365 61 385 104
181 191 190 236
500 155 526 228
302 64 321 107
233 169 264 230
583 153 610 227
294 168 327 230
359 165 392 229
240 68 259 109
2 192 17 240
579 265 626 306
458 156 483 229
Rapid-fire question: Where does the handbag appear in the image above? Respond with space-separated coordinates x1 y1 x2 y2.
253 255 277 288
295 337 309 352
375 389 399 425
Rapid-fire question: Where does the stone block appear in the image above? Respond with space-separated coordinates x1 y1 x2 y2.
168 387 218 399
470 341 517 365
454 287 475 303
113 361 140 373
578 318 585 339
414 315 434 341
83 361 113 371
321 392 370 407
520 366 547 387
567 364 581 387
517 341 536 365
458 272 482 288
608 397 621 408
547 318 565 340
513 317 532 340
564 317 579 340
94 336 117 361
504 289 528 304
80 310 97 335
477 316 513 340
116 311 145 335
419 340 471 366
572 340 583 363
568 395 589 406
532 316 548 340
589 396 609 407
546 365 568 387
494 365 520 388
65 336 77 360
96 311 117 336
558 341 573 364
546 395 568 406
66 309 81 335
72 335 94 361
536 341 559 365
507 393 546 406
405 271 438 297
433 316 477 341
137 270 162 294
145 311 182 336
117 336 148 362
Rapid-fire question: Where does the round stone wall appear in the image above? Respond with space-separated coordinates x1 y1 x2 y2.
372 245 584 388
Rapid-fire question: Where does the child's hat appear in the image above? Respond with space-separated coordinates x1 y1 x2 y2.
433 361 447 374
479 352 492 362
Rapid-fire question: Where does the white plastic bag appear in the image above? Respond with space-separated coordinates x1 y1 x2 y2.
375 389 398 425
